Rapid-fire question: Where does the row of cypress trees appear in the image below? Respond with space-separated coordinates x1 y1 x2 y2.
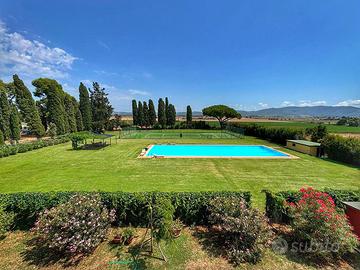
0 75 113 144
132 97 187 128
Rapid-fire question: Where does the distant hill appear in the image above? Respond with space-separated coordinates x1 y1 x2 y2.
116 106 360 118
239 106 360 118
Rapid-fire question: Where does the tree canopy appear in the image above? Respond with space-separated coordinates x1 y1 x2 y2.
202 105 241 128
186 105 192 125
157 98 166 128
79 82 92 131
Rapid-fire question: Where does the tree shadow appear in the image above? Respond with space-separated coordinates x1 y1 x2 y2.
108 242 148 270
21 237 83 268
192 226 227 259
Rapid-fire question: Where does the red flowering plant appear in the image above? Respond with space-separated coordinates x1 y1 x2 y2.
287 187 358 258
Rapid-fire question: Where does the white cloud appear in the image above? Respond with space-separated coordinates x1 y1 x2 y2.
335 99 360 107
258 102 269 108
128 89 150 96
0 20 77 78
298 100 327 107
281 101 295 107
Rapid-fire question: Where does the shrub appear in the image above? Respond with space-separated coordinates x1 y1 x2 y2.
287 187 358 258
32 194 115 255
152 196 175 241
0 191 251 230
208 197 272 264
0 204 14 237
322 135 360 166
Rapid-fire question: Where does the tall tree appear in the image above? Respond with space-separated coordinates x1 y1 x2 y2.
202 105 241 129
186 105 192 125
0 130 4 145
64 94 77 133
157 98 166 128
148 99 156 126
75 106 84 131
132 99 138 125
12 75 45 137
33 78 68 134
79 82 92 131
165 97 169 125
143 101 149 127
9 105 21 143
168 104 176 127
0 84 10 140
89 82 113 133
137 101 144 127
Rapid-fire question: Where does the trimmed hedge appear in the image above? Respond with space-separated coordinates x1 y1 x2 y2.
0 136 70 158
264 189 360 223
0 191 251 230
322 135 360 166
229 123 304 145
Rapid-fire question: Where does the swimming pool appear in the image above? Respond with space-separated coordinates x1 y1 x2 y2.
143 144 291 158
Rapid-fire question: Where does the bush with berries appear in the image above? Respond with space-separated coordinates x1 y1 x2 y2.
32 194 115 255
288 187 358 258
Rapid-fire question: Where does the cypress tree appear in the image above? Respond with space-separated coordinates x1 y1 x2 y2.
165 97 169 126
158 98 166 128
76 108 84 131
0 130 4 145
168 104 176 127
0 85 10 140
79 82 92 131
9 105 21 142
12 75 45 137
137 101 144 127
89 82 113 133
186 105 192 125
64 94 77 133
132 99 138 125
33 78 68 135
143 101 149 127
148 99 156 126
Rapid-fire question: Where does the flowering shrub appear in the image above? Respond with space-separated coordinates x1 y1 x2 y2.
208 197 272 264
288 187 358 257
32 194 115 255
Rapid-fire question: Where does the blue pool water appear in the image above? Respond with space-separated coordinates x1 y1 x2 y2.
145 144 289 158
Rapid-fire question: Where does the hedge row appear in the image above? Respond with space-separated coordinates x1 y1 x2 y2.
322 135 360 166
264 189 360 223
229 123 304 145
0 191 251 230
0 136 70 158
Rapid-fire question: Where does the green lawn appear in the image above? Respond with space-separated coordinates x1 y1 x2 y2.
0 132 358 207
236 121 360 133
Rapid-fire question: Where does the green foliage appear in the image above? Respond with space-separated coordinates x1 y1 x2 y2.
202 105 241 129
0 136 70 159
0 204 14 237
9 105 21 142
12 75 45 137
132 99 138 125
64 94 78 133
137 101 144 126
186 105 192 125
234 123 304 145
75 107 84 131
165 97 169 125
264 189 360 223
148 99 157 126
288 188 358 258
152 196 175 241
47 122 57 138
32 194 115 255
208 197 272 264
0 86 10 140
322 135 360 166
90 82 113 133
0 130 3 145
0 191 251 230
157 98 166 128
305 124 328 142
142 101 149 127
168 104 176 127
79 82 92 131
33 78 68 135
336 117 360 127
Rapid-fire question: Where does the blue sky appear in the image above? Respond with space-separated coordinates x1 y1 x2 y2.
0 0 359 111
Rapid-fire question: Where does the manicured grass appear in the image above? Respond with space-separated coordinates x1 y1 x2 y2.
0 134 358 207
236 121 360 133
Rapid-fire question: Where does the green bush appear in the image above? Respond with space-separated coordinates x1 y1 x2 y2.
0 136 70 159
288 187 358 258
264 189 360 223
0 191 251 230
32 194 115 255
322 135 360 166
208 197 272 264
230 123 304 145
0 204 14 237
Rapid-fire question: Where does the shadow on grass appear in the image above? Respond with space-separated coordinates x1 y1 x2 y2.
21 237 83 268
108 242 148 270
192 226 227 259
